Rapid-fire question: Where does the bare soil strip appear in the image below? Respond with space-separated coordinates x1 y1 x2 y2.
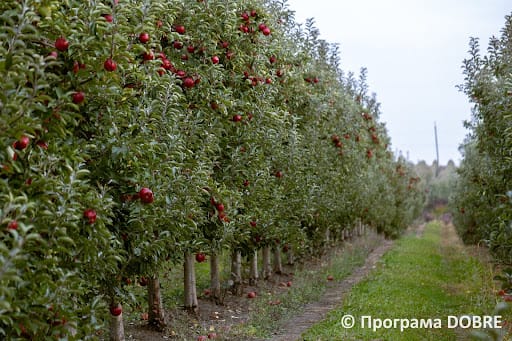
268 238 395 341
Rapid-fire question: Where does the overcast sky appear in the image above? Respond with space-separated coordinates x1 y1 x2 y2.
286 0 512 165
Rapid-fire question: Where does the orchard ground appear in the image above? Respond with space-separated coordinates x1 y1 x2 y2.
100 228 386 340
96 220 511 341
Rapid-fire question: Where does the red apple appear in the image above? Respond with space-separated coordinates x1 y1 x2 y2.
102 14 113 22
143 50 154 61
72 91 85 104
243 179 250 187
275 171 283 178
232 114 242 122
48 51 58 59
139 187 154 204
211 56 220 64
269 55 276 64
55 37 69 51
139 276 148 286
174 40 184 49
221 41 229 49
247 291 257 298
83 208 97 224
187 45 195 53
139 32 150 43
262 27 271 36
249 221 257 227
14 136 30 150
215 203 225 212
183 77 195 88
250 9 257 17
241 12 249 21
286 281 292 287
110 304 122 316
161 58 173 70
197 336 207 341
327 275 334 281
104 58 117 72
195 253 206 263
7 220 18 230
258 23 267 31
208 332 217 339
175 25 186 34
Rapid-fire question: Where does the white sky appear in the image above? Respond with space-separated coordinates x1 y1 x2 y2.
286 0 512 165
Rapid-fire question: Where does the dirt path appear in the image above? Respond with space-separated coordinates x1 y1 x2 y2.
267 237 395 341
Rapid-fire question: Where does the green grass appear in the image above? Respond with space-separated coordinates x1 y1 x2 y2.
302 221 496 341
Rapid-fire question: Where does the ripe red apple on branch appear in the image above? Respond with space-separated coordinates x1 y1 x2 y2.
14 136 30 150
139 187 154 204
175 25 186 34
195 253 206 263
72 91 85 104
139 32 150 44
110 305 122 317
104 58 117 72
83 209 97 224
7 220 18 230
54 37 69 51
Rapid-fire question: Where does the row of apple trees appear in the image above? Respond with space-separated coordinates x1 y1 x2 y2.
0 0 424 339
451 14 512 262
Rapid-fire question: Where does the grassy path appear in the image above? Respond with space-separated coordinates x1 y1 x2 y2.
269 238 394 341
301 221 496 341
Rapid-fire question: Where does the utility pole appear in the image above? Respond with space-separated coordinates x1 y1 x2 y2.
434 122 440 177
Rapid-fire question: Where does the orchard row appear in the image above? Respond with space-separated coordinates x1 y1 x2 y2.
0 0 424 339
451 14 512 262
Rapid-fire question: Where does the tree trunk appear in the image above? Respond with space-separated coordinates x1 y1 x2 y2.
147 275 166 330
273 247 282 274
210 251 222 304
325 228 330 243
262 246 272 279
109 304 125 341
287 248 294 266
249 250 259 285
230 250 242 295
183 252 198 314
